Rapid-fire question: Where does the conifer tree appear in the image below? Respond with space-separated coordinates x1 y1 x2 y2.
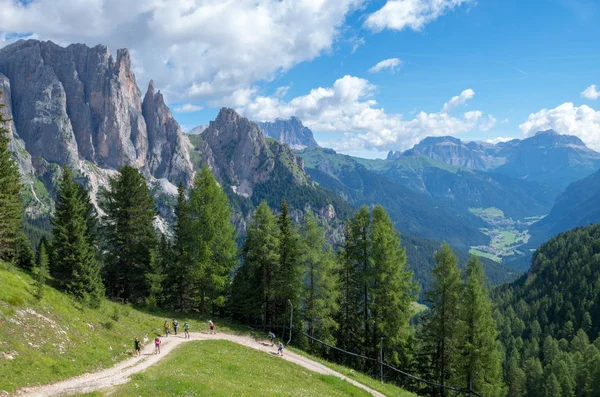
369 205 418 365
239 201 280 329
100 166 157 303
164 182 195 310
421 242 463 396
335 222 364 366
300 211 340 353
52 167 104 307
33 238 50 300
274 199 302 338
188 166 237 314
458 256 505 396
0 93 23 262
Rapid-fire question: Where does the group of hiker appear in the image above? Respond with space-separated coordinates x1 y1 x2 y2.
133 320 284 357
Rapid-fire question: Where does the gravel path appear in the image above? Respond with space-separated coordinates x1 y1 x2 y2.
15 332 385 397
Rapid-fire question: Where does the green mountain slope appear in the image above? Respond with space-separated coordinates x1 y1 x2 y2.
298 148 488 250
0 264 240 393
527 168 600 248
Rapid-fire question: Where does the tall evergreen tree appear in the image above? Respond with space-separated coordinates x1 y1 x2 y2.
237 201 280 329
188 166 237 314
369 205 418 365
458 256 505 396
100 166 157 303
33 238 50 300
300 210 340 353
335 221 364 365
0 93 23 263
421 242 463 396
274 199 302 338
52 167 104 307
164 182 195 310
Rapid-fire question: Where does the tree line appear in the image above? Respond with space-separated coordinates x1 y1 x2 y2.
1 101 505 396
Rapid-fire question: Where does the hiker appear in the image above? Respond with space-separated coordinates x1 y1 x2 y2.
164 320 170 337
173 319 179 336
209 320 215 334
278 341 284 357
134 337 142 357
154 336 161 354
184 321 190 339
267 331 276 346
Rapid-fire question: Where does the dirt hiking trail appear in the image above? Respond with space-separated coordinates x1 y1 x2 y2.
15 332 386 397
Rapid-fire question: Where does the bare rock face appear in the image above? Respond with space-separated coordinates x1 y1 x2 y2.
142 81 193 186
257 116 319 149
0 39 193 187
200 108 275 197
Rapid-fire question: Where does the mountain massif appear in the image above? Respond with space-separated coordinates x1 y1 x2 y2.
389 131 600 190
257 117 319 149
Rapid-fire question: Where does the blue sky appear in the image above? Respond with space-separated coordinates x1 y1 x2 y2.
2 0 600 158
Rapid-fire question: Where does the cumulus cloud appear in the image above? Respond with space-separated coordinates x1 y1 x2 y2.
0 0 363 103
174 103 203 113
240 76 493 152
441 88 475 112
519 102 600 150
581 84 600 100
365 0 473 32
485 136 513 144
369 58 402 73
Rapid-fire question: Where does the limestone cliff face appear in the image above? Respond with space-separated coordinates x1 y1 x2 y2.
257 117 319 149
0 39 193 188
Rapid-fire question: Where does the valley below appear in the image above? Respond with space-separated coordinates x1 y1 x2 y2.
468 207 545 262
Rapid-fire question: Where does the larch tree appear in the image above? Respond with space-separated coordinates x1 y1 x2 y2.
33 237 50 300
188 166 237 315
300 210 340 353
421 242 463 396
369 205 418 365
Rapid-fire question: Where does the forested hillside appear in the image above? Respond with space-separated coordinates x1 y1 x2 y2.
494 223 600 396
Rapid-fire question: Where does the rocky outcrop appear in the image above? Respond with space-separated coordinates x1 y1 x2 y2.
257 117 319 149
0 39 193 187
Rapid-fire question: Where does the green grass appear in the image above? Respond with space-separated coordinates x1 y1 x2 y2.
469 248 501 262
81 340 371 397
468 207 505 219
0 264 246 393
288 347 418 397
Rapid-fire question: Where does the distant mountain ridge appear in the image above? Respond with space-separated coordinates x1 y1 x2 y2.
388 130 600 190
256 117 319 149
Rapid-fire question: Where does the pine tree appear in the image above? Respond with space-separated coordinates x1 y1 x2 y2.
0 93 23 263
369 205 417 365
238 201 280 329
459 256 505 396
300 210 340 353
33 238 50 300
421 242 463 396
188 166 237 315
100 166 157 303
52 167 104 307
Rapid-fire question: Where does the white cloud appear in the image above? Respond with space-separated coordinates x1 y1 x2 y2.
519 102 600 150
581 84 600 100
240 76 493 152
441 88 475 112
365 0 473 32
369 58 402 73
485 136 513 144
174 103 203 113
0 0 363 103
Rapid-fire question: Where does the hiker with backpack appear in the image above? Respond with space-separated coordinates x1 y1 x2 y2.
173 319 179 336
267 331 276 346
164 320 170 337
184 321 190 339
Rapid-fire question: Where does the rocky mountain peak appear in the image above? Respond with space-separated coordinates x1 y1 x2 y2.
256 116 319 149
214 107 242 125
